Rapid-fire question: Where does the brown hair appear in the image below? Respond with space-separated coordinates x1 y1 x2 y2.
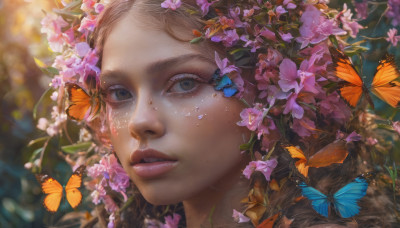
90 1 397 227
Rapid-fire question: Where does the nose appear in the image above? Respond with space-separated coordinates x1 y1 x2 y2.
128 94 165 141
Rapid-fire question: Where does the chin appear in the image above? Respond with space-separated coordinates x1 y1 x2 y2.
141 191 182 206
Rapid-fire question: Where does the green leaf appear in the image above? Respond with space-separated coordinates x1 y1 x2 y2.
28 136 50 147
61 142 93 154
190 36 203 44
33 87 53 120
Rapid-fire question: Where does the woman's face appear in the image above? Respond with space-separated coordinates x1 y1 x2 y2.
101 8 250 205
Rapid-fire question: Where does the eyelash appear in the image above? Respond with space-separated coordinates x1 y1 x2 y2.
102 73 208 105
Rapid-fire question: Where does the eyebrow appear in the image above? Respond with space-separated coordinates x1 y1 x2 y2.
100 54 215 80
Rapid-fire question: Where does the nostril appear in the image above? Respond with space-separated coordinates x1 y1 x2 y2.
144 130 156 135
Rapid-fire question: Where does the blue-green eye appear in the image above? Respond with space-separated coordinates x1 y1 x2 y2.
105 85 132 102
168 76 200 93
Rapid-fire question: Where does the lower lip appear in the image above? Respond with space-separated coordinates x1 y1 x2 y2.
132 161 177 178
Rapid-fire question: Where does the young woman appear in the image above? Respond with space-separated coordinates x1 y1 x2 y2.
34 0 399 227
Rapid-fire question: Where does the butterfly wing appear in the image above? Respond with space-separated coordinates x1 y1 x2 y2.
333 177 368 218
66 83 92 121
65 165 85 209
370 55 400 108
36 174 63 212
329 47 365 107
285 146 309 177
299 182 330 217
307 140 348 168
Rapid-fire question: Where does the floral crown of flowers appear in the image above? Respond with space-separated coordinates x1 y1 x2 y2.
30 0 400 227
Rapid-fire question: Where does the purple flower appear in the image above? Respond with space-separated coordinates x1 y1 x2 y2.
196 0 218 16
283 0 296 9
386 28 400 46
280 32 293 42
162 213 181 228
345 131 362 142
355 0 368 19
243 158 278 181
366 137 378 146
161 0 182 10
386 0 400 26
75 42 91 57
283 93 304 119
232 209 250 223
276 5 287 17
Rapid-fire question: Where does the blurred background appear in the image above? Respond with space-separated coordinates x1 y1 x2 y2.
0 0 399 227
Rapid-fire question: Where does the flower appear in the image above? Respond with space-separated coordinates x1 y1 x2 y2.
393 121 400 135
296 5 346 49
386 0 400 26
386 28 400 46
237 105 265 131
243 158 278 181
283 93 304 119
232 209 251 223
214 52 239 75
196 0 218 16
338 4 363 38
162 213 181 228
161 0 182 10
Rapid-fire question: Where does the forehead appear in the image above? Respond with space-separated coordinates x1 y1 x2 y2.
101 6 214 69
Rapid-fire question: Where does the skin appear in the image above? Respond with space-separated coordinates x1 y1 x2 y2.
101 4 252 228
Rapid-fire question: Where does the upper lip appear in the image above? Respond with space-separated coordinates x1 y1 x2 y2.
130 148 177 165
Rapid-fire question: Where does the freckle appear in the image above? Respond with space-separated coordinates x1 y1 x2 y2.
196 123 199 127
212 93 217 97
148 99 153 105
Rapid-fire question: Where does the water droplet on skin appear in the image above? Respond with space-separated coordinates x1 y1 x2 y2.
185 112 191 117
194 106 200 112
153 107 158 111
225 106 229 112
198 114 204 120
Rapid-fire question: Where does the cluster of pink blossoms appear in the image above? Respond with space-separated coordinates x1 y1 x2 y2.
160 0 366 223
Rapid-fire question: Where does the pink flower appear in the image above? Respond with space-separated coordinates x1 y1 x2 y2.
211 29 239 47
78 15 97 35
283 93 304 119
393 121 400 135
243 158 278 181
81 0 96 13
292 117 315 137
386 28 400 46
41 14 70 52
296 5 346 49
283 0 296 9
278 58 301 93
232 209 250 223
214 52 239 75
338 4 363 38
237 105 265 131
161 0 182 10
366 137 378 146
196 0 218 16
162 213 181 228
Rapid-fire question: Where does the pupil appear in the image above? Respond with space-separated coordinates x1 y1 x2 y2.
180 79 195 91
116 89 130 100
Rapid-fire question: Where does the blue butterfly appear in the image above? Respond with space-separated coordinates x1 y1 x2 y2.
299 177 368 218
211 69 238 97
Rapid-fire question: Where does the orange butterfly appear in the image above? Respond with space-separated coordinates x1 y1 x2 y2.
330 47 400 108
285 140 348 177
36 165 85 212
66 83 100 121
